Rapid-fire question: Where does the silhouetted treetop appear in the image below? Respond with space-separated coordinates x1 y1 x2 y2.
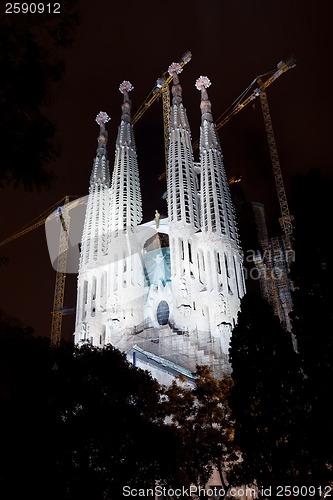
0 2 80 190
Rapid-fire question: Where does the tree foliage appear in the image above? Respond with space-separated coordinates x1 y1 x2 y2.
289 169 333 487
160 367 237 491
0 317 174 499
0 313 241 498
229 293 305 492
228 170 333 495
0 3 80 189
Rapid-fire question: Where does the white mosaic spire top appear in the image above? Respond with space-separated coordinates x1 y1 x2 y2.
196 75 213 123
119 80 134 94
95 111 111 126
89 111 111 187
195 75 211 90
168 62 183 76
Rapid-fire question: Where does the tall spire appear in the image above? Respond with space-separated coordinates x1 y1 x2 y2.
167 63 200 228
109 81 143 231
196 76 239 242
78 112 111 274
90 111 111 187
117 80 135 147
166 62 200 333
169 62 183 105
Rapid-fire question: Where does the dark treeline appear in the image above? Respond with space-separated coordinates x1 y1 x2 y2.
0 169 332 499
0 321 234 499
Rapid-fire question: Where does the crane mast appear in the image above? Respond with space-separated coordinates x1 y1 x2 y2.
257 81 293 236
50 197 70 345
0 195 84 344
161 83 171 181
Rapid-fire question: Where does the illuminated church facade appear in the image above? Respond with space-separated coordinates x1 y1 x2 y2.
74 65 245 381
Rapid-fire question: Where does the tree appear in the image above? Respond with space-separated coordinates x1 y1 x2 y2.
0 3 80 190
289 169 333 488
160 366 237 492
52 343 166 499
0 312 57 499
229 293 305 493
0 319 178 500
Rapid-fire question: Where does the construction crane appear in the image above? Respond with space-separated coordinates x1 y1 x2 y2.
132 51 192 180
191 56 296 236
0 195 86 344
0 196 70 248
50 197 70 345
256 78 294 236
132 51 192 125
200 57 296 331
192 57 295 150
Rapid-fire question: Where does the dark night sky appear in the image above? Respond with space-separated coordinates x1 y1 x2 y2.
0 0 332 340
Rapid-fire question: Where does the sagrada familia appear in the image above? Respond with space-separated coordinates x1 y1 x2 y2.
74 63 246 383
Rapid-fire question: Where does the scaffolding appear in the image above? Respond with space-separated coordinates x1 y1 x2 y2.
251 202 294 332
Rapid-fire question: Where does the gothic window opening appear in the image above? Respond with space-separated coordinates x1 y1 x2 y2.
188 241 193 264
83 280 88 304
233 256 242 299
92 276 97 301
216 251 221 274
224 254 230 278
181 239 184 260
